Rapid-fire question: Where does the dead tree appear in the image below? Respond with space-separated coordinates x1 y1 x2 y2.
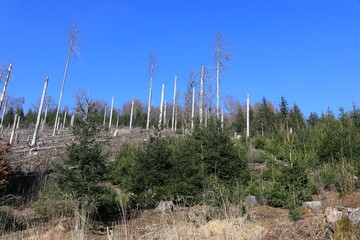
191 87 195 129
146 50 157 130
199 66 205 126
16 116 20 129
109 96 114 128
221 109 224 128
171 76 177 131
246 93 250 137
0 98 7 129
53 22 80 136
0 62 12 112
70 114 75 127
62 110 67 129
158 84 165 129
41 106 48 131
9 114 17 144
174 90 179 131
31 77 49 146
163 101 167 129
213 32 231 119
103 106 107 126
130 97 134 129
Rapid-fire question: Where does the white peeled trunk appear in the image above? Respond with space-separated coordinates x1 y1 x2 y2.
0 62 12 112
216 46 220 120
146 75 153 130
9 114 17 144
130 97 134 129
103 106 107 126
41 106 48 131
116 115 119 129
199 66 205 126
221 109 224 128
174 90 178 131
171 76 177 132
246 93 250 137
191 87 195 129
0 99 7 129
31 77 49 146
53 47 71 136
109 96 114 128
158 84 165 129
63 110 67 129
16 116 20 129
70 114 75 127
163 101 167 129
57 117 61 130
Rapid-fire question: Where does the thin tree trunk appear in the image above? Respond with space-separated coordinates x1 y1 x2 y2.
70 114 75 127
109 96 114 128
63 110 67 129
31 77 49 146
199 66 205 126
103 106 107 126
116 114 119 129
0 62 12 112
0 99 7 129
246 93 250 137
16 116 20 129
216 46 220 120
191 87 195 129
158 84 165 129
221 109 224 128
205 108 208 127
10 114 17 144
163 101 167 129
130 97 134 129
174 90 179 131
171 76 177 131
41 106 48 131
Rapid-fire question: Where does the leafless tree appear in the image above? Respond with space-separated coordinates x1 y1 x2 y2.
53 21 80 136
213 32 232 119
0 62 13 112
146 50 157 130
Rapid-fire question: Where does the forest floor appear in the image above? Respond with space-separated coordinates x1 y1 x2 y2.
2 191 360 240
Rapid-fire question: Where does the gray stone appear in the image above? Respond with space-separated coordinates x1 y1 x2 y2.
243 195 258 207
302 201 325 215
325 207 360 225
155 201 175 213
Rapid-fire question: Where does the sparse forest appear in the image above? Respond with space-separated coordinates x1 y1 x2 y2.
1 21 360 240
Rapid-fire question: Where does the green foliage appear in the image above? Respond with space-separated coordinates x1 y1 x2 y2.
334 216 360 240
253 136 266 150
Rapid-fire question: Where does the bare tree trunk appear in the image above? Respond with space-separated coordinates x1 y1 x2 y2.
0 62 12 112
41 106 48 131
216 45 220 120
103 106 107 126
199 66 205 126
116 114 119 129
31 77 49 146
130 97 134 129
171 76 177 132
191 87 195 129
221 109 224 128
70 114 75 127
174 90 179 131
158 84 165 129
163 101 167 129
53 22 79 136
246 93 250 137
109 96 114 129
205 108 208 127
146 51 156 130
63 110 67 129
0 99 7 129
57 117 61 131
16 116 20 129
10 114 17 144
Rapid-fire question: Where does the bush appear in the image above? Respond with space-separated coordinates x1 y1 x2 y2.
253 136 266 150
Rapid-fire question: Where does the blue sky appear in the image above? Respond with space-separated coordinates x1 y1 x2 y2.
1 0 360 117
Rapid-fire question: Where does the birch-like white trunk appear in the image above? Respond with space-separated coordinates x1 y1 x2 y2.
0 99 7 129
109 96 114 128
57 117 61 130
53 47 71 136
70 114 75 127
63 110 67 129
158 84 165 129
103 106 107 126
163 101 167 129
146 76 153 130
31 77 49 146
221 109 224 128
16 116 20 129
9 114 17 144
246 93 250 137
191 87 195 130
174 90 179 131
199 66 205 126
130 97 134 129
0 62 12 112
41 106 48 131
171 76 177 132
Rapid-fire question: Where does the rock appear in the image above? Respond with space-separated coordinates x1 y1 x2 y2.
302 201 325 215
325 207 343 223
243 195 258 207
155 201 175 213
325 207 360 225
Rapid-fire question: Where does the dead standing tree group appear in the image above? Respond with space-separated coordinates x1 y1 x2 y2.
146 50 156 130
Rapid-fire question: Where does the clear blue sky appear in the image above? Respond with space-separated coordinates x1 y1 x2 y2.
1 0 360 117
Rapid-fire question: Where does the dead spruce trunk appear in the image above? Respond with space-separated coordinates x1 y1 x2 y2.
199 66 205 126
171 76 177 132
130 97 134 129
246 93 250 137
109 96 114 129
191 87 195 130
0 62 12 112
158 84 165 129
10 114 18 144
